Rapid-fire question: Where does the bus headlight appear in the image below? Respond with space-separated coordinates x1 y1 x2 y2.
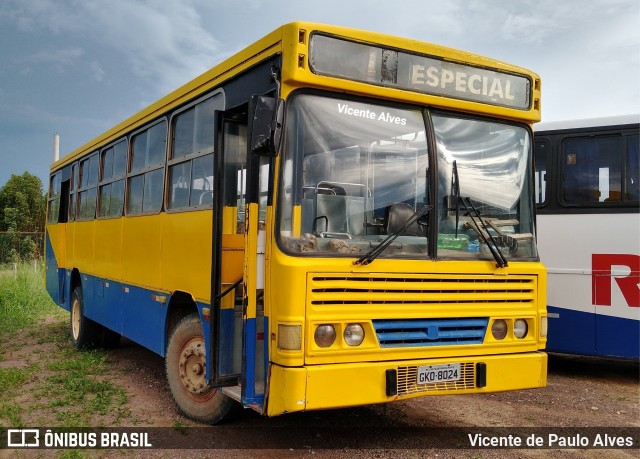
514 319 528 339
314 324 336 348
344 323 365 346
491 319 508 340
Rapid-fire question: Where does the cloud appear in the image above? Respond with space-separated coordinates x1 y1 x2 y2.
4 0 221 91
21 46 85 68
89 61 105 83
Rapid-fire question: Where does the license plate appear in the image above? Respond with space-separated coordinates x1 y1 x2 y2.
417 363 461 384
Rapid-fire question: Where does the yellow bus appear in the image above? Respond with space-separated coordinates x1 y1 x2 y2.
45 22 547 424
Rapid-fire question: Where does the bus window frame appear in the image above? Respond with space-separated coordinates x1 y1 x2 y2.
126 118 168 217
97 137 128 220
69 162 78 222
534 137 551 208
47 171 62 224
558 133 625 206
536 126 640 215
166 90 225 213
77 151 99 221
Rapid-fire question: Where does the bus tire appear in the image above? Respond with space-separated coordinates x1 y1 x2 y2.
165 313 236 424
70 286 100 349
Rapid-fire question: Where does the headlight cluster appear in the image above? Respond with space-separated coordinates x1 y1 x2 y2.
314 323 365 348
491 318 529 340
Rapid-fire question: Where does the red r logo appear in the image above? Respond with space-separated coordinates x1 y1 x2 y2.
592 254 640 307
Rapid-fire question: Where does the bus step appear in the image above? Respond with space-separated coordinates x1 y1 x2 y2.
221 385 242 402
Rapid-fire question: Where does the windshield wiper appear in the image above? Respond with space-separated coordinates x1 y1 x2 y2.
451 161 461 238
459 197 509 268
354 204 431 266
449 160 507 268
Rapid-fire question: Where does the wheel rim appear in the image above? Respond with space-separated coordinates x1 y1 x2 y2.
178 337 215 400
71 297 81 340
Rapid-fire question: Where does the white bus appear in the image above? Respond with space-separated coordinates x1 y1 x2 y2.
534 115 639 359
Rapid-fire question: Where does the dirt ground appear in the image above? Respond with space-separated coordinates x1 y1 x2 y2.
1 315 638 458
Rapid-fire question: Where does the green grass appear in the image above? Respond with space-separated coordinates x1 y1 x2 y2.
0 262 62 335
0 367 29 393
0 264 130 429
0 401 24 427
42 347 128 422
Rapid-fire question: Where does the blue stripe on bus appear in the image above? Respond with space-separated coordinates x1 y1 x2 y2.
547 305 639 359
71 273 214 359
76 274 167 356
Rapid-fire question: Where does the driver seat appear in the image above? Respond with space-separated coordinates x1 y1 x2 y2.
385 203 423 236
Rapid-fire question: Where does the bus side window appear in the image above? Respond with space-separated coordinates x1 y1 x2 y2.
69 163 77 222
561 135 624 204
626 134 639 201
168 93 222 210
47 172 62 223
98 140 127 218
534 139 548 206
128 120 167 215
78 153 98 220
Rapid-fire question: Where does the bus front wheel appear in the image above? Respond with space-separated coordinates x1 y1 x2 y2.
70 286 100 349
165 313 236 424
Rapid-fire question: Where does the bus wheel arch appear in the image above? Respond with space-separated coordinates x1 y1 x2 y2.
165 312 235 424
165 291 199 352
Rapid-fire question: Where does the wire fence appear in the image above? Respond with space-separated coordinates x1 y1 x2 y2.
0 231 45 265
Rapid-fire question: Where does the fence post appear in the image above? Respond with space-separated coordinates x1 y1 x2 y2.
13 262 17 279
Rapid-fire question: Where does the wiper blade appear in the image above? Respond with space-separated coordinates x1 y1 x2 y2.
354 205 431 266
459 197 509 268
451 161 461 238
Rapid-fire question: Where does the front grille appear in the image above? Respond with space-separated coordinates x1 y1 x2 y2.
309 274 535 306
373 318 488 347
397 363 475 395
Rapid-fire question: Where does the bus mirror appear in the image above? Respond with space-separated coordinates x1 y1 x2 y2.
250 95 284 157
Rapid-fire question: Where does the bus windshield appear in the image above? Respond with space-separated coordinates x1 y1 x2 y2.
278 93 538 262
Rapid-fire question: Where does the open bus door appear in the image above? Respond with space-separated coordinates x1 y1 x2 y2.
211 104 273 410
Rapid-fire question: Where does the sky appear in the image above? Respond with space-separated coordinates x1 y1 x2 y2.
0 0 638 190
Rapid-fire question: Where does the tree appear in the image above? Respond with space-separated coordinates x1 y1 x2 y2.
0 172 47 262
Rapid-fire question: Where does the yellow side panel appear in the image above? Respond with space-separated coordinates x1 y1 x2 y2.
122 215 161 289
64 223 75 269
94 218 123 280
73 221 94 274
161 211 244 302
161 211 211 301
46 225 62 267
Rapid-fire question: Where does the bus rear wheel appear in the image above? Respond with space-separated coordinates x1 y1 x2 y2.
165 313 236 424
70 286 100 349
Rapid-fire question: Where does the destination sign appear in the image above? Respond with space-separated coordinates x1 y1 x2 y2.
310 34 531 110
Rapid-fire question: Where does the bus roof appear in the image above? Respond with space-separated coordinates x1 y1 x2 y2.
535 114 640 133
